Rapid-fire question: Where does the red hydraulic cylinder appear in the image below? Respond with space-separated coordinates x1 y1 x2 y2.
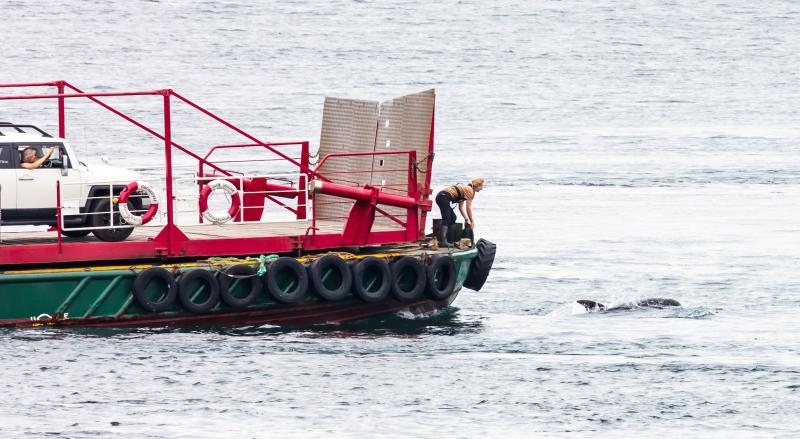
310 180 420 246
310 180 417 208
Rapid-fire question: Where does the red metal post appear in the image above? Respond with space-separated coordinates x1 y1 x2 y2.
56 81 66 138
312 181 317 238
406 151 419 241
297 141 309 220
56 180 62 253
163 90 175 254
340 186 379 246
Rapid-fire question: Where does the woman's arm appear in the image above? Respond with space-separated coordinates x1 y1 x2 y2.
466 199 475 229
458 201 468 223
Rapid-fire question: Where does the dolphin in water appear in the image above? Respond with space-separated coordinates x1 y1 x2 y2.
577 298 681 312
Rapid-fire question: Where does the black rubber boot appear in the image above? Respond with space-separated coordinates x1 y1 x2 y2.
438 225 451 247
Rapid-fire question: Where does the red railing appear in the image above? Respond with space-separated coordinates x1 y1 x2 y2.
0 81 318 254
199 141 309 219
309 150 418 239
0 81 431 263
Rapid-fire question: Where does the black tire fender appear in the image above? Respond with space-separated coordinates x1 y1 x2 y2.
177 269 220 314
390 256 426 302
218 264 262 309
463 239 497 291
425 255 457 300
352 256 391 303
132 267 178 313
266 257 309 304
309 255 352 301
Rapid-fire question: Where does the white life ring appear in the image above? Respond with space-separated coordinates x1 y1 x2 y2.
199 179 241 224
118 180 160 226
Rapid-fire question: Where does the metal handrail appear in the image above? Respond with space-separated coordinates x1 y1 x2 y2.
55 172 309 233
311 150 417 180
0 81 432 255
0 81 319 255
309 150 419 236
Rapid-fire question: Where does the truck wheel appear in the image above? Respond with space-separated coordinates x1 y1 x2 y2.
61 229 90 238
61 217 90 238
90 198 134 242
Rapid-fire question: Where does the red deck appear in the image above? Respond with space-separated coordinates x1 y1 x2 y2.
0 81 436 266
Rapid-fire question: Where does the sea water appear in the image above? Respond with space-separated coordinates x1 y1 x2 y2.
1 1 799 437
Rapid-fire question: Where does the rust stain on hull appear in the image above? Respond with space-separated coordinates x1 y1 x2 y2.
4 291 459 329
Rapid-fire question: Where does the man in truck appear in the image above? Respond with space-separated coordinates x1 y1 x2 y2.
20 146 54 169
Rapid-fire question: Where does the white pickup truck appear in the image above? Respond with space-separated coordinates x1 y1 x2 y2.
0 122 142 241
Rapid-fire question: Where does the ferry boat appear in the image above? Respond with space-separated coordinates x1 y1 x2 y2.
0 81 495 328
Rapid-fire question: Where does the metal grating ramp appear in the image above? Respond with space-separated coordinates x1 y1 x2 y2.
316 97 380 223
373 89 435 230
315 90 435 230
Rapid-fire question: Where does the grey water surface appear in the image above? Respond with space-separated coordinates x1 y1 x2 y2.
2 0 800 437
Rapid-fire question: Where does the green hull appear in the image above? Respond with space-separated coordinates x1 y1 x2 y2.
0 248 478 328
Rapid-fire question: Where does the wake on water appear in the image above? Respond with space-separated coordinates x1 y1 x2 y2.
546 298 718 319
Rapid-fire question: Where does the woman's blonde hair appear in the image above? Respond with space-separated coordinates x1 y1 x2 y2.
471 177 485 187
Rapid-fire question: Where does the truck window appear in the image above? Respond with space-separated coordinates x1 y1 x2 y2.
0 144 13 168
17 143 69 169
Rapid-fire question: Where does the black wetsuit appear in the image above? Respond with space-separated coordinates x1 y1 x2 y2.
437 184 470 226
436 191 457 226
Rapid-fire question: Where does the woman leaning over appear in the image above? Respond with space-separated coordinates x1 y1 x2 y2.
434 177 484 247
